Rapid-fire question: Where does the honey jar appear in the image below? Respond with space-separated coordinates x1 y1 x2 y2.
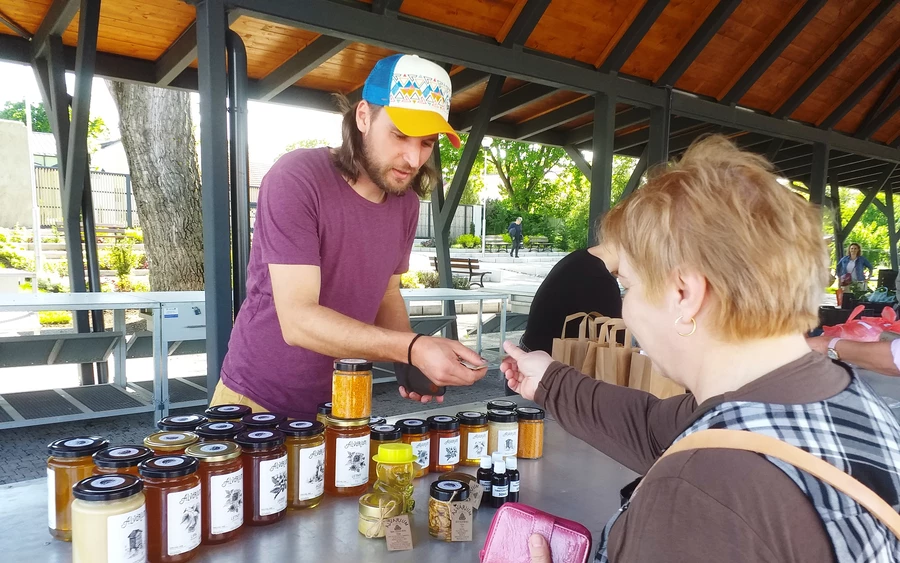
316 402 332 425
277 420 326 509
47 435 110 541
185 441 244 544
398 419 430 478
428 480 470 541
204 404 252 422
516 407 545 459
71 474 146 563
157 414 207 432
324 416 370 496
331 359 373 420
488 410 519 457
487 399 518 412
457 411 489 466
93 445 154 477
358 492 402 538
138 455 202 563
369 424 401 483
234 430 288 525
241 412 286 430
428 415 461 473
195 421 246 442
143 431 199 456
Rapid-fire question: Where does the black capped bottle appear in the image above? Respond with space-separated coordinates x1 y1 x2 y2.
491 459 509 508
506 456 520 503
477 456 493 508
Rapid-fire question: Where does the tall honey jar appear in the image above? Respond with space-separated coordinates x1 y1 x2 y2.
157 414 207 432
488 409 519 457
397 419 430 478
277 420 326 509
516 407 545 459
138 455 202 563
195 421 245 442
331 359 373 420
324 416 370 496
204 404 252 422
241 412 286 430
93 445 154 477
143 431 199 456
185 441 244 544
47 435 110 541
457 411 489 466
71 474 146 563
234 430 288 525
428 415 461 473
369 424 401 483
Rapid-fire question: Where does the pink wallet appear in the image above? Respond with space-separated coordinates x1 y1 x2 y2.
480 503 593 563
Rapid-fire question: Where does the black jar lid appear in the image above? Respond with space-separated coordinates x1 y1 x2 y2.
234 429 285 450
241 412 287 429
334 358 373 372
73 474 144 502
456 411 488 426
487 399 518 411
47 436 109 458
93 445 154 468
138 455 199 478
430 479 470 502
427 415 460 431
317 402 332 415
195 421 246 439
396 418 428 435
370 424 401 441
204 404 252 420
157 414 207 431
488 409 518 423
516 407 545 421
369 416 386 426
277 420 325 438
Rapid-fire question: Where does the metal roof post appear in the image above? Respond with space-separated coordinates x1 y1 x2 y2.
588 91 615 246
227 30 251 316
809 142 828 207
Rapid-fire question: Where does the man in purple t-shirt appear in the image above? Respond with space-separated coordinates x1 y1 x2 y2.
213 54 488 419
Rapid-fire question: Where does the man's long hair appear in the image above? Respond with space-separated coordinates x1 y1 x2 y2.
330 94 437 198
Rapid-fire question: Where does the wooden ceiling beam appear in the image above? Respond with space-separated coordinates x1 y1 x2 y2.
516 97 593 139
31 0 80 59
598 0 669 73
0 8 31 39
820 46 900 130
656 0 741 87
452 82 556 131
500 0 552 47
858 67 900 135
255 36 350 101
857 95 900 139
565 107 651 145
156 12 241 86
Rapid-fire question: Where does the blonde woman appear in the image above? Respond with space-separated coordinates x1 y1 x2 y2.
502 136 900 563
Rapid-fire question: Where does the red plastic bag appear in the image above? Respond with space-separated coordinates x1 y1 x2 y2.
822 305 900 342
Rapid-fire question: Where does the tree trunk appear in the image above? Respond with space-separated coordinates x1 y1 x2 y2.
107 81 204 291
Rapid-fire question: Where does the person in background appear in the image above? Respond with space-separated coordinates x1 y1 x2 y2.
508 216 524 258
835 243 873 306
501 135 900 562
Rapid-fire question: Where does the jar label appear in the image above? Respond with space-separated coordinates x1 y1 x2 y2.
47 467 56 529
439 436 460 466
433 416 454 422
298 443 325 500
107 504 147 563
109 447 140 457
200 444 228 454
411 438 430 471
156 457 185 467
510 479 520 493
64 438 95 448
467 431 488 460
209 423 233 431
253 414 276 421
498 429 519 456
170 416 196 423
248 431 274 440
166 485 201 556
335 435 369 488
289 421 312 429
95 476 127 488
217 406 241 412
159 434 185 442
258 455 288 516
209 468 244 534
492 484 509 498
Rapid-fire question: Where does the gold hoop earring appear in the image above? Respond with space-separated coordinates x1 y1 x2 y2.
675 316 696 337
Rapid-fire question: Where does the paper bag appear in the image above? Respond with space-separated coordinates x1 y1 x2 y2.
629 350 685 399
595 320 633 386
550 313 596 369
580 316 611 375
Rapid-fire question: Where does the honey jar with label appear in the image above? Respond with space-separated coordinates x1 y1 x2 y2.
185 441 244 544
488 410 519 458
157 414 207 432
195 421 246 442
324 416 370 496
204 404 252 422
516 407 545 459
457 411 489 466
93 445 154 477
138 455 202 563
47 435 110 541
369 424 401 483
277 420 326 509
71 474 146 563
241 412 286 430
234 430 288 525
316 402 332 425
397 419 430 478
428 415 461 473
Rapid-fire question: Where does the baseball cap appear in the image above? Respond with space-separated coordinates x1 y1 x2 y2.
362 54 461 148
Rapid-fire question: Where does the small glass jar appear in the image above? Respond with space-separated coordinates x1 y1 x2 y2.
369 416 386 426
241 412 286 430
195 421 246 442
331 359 373 420
369 424 401 483
316 402 332 425
143 431 199 456
138 455 202 563
47 436 110 541
428 415 461 473
93 445 153 477
517 407 545 459
457 411 489 466
324 416 370 496
488 409 519 457
71 474 146 563
358 492 401 538
234 430 288 525
398 419 430 478
428 480 470 541
157 414 207 432
487 399 518 412
277 420 326 509
205 404 252 422
185 441 244 544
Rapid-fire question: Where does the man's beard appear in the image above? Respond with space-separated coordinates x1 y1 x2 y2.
360 138 419 196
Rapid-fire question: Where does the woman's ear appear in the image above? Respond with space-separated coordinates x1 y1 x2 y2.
672 269 707 321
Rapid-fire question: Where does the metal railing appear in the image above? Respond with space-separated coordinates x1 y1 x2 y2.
34 166 138 228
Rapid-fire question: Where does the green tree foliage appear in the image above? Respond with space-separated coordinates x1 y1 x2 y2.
281 138 331 158
438 133 486 206
0 101 107 141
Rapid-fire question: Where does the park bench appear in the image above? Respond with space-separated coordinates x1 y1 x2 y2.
526 236 554 252
429 256 490 288
483 235 510 253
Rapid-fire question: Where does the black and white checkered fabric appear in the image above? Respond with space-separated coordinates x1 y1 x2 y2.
596 370 900 562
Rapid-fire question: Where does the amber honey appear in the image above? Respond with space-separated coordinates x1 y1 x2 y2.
47 436 110 541
324 417 370 496
138 455 202 563
234 430 288 525
331 359 373 420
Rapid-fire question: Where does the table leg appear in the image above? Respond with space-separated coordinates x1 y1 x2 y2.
476 299 483 355
499 298 507 361
151 307 169 419
113 309 126 387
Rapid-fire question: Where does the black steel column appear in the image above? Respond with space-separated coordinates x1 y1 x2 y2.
885 185 898 270
647 92 671 168
588 92 615 246
82 169 109 383
430 149 457 339
829 172 844 261
809 142 828 207
227 30 251 315
125 175 133 228
196 0 233 399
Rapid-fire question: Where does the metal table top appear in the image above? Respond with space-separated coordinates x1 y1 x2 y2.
400 288 510 302
0 291 210 312
0 415 637 562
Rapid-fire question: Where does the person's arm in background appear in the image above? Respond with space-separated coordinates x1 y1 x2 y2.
807 335 900 376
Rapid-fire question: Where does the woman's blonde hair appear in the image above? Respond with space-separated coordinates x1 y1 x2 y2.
601 134 829 341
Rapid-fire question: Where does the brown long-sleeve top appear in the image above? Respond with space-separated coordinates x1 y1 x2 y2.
534 352 851 563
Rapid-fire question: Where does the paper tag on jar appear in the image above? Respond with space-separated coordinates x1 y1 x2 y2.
384 515 413 551
467 481 484 509
450 502 474 542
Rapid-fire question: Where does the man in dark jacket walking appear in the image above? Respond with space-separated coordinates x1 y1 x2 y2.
508 217 523 258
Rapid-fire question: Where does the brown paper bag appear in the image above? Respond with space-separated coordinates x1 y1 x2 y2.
629 349 685 399
550 313 595 368
580 316 611 375
596 320 633 386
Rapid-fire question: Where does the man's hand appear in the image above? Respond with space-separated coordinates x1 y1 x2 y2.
398 385 443 404
500 341 554 401
409 336 489 387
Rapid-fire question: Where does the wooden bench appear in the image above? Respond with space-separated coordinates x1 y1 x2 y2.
429 256 490 288
483 234 510 253
80 225 130 242
525 235 554 252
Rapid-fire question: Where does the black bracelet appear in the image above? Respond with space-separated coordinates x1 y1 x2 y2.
408 334 425 366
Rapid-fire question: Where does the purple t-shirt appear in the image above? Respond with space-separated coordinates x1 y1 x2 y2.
220 148 419 419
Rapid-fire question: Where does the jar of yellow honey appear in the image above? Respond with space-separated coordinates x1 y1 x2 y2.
331 359 372 420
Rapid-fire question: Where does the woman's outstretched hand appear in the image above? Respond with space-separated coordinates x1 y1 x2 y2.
500 341 553 401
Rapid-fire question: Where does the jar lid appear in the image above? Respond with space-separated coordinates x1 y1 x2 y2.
396 418 428 435
156 414 207 431
241 412 287 429
372 442 416 464
325 416 371 428
47 436 109 458
204 404 252 420
369 416 386 426
456 411 488 425
138 455 199 478
234 429 285 450
370 424 401 441
333 358 373 372
317 402 332 415
430 479 470 502
516 407 545 420
93 445 154 468
73 474 143 502
143 431 199 449
358 492 403 519
277 420 325 437
427 415 460 431
488 409 518 423
438 471 479 489
184 441 242 463
195 421 246 439
487 399 518 411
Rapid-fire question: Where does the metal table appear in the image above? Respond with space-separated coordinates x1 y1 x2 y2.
0 414 638 562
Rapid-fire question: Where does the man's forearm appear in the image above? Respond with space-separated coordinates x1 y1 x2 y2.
375 288 412 333
835 340 900 376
